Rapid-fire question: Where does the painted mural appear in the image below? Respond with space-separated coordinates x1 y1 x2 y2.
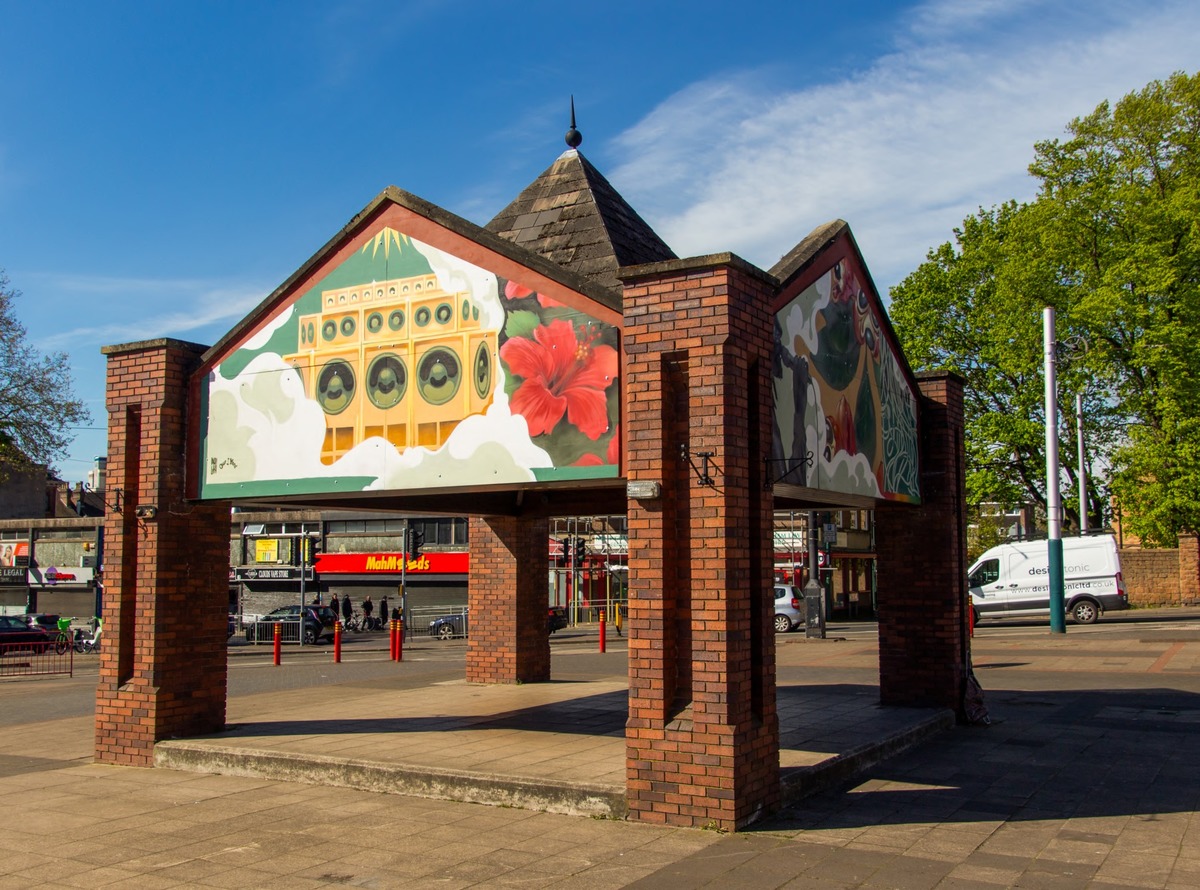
198 227 620 499
771 257 919 502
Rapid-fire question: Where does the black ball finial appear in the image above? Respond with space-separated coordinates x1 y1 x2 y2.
565 95 583 149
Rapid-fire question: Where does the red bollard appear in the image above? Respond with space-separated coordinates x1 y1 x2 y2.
273 621 281 665
599 609 606 654
396 619 404 662
389 619 397 660
334 621 342 663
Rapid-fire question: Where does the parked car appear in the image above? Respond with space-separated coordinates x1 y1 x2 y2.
773 584 802 633
429 610 469 640
0 615 58 652
429 606 569 640
244 605 337 644
24 613 62 634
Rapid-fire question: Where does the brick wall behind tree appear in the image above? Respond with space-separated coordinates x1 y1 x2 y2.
1119 547 1181 606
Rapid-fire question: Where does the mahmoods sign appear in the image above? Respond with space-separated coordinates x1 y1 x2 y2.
198 207 620 500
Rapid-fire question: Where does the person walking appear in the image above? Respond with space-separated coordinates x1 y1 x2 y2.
341 593 353 628
362 595 374 630
330 593 340 620
379 595 389 631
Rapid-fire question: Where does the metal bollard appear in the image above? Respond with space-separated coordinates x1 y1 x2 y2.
389 619 397 660
599 609 606 653
396 619 404 662
334 621 342 662
273 621 281 665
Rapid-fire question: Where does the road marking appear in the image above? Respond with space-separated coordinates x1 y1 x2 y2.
1148 641 1186 673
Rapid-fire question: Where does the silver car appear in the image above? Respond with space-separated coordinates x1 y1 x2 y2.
773 585 802 633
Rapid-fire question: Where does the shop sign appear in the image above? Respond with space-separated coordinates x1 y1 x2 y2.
313 552 468 574
0 541 29 568
0 566 26 585
234 566 313 581
28 565 95 587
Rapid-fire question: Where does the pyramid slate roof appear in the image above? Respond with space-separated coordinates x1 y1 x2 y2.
485 149 676 292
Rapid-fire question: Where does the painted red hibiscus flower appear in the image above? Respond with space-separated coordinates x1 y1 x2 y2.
505 279 563 308
500 319 617 440
574 425 621 467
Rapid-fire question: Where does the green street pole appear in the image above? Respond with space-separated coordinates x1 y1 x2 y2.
1044 307 1066 633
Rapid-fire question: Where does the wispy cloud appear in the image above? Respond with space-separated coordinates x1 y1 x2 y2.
28 273 267 352
608 0 1200 291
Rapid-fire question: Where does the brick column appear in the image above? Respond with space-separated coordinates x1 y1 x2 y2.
874 372 968 716
95 339 231 766
466 514 551 683
1179 534 1200 605
622 256 779 830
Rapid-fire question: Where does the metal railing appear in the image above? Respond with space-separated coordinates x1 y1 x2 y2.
0 640 73 678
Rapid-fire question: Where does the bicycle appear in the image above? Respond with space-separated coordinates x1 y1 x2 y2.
53 618 72 656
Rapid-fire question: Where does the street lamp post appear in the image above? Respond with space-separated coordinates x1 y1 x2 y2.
1076 392 1088 534
1044 307 1066 634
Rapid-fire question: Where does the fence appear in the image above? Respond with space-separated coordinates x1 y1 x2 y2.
0 640 73 678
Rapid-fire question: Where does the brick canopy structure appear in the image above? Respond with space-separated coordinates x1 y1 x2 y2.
96 140 968 829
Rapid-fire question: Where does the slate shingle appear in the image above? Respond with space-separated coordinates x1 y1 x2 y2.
486 149 676 294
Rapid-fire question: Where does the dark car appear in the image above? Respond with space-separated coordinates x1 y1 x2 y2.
0 615 58 652
24 613 62 634
429 607 569 640
245 605 336 644
429 610 469 640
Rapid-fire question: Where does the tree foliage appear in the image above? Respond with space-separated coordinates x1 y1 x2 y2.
890 72 1200 546
0 270 91 480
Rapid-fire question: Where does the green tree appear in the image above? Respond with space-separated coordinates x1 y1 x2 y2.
0 270 91 480
890 71 1200 545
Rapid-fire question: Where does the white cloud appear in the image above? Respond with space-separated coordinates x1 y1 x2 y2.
30 274 267 351
609 0 1200 293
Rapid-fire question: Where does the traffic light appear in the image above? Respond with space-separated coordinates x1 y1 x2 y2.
574 537 586 564
405 526 424 556
558 538 571 565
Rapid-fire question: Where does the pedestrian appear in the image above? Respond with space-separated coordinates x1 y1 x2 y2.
379 595 389 629
341 593 353 627
362 595 374 630
330 593 340 619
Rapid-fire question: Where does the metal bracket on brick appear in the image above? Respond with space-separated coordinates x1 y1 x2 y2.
679 444 718 487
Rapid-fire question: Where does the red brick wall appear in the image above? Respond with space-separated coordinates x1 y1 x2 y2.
874 373 969 717
95 339 231 766
622 256 779 830
467 515 551 683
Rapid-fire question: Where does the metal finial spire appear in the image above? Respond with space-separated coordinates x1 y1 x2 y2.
565 96 583 149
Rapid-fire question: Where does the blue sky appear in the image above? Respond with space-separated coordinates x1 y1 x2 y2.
3 0 1199 480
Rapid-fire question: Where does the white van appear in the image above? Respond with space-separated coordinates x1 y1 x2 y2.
967 534 1128 624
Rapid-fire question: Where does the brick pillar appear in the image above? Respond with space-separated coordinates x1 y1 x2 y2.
622 256 779 830
874 372 968 717
466 514 550 683
95 339 231 766
1179 534 1200 605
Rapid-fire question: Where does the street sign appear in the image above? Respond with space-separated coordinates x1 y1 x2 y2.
822 523 838 544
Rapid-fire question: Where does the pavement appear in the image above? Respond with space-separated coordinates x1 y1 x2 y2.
0 609 1198 887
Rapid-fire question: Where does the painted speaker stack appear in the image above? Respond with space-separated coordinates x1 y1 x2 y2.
284 273 496 464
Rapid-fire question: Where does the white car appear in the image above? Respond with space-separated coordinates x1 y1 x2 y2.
772 585 803 633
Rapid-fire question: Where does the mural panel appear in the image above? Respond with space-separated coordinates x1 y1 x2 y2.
772 257 919 502
199 227 619 499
